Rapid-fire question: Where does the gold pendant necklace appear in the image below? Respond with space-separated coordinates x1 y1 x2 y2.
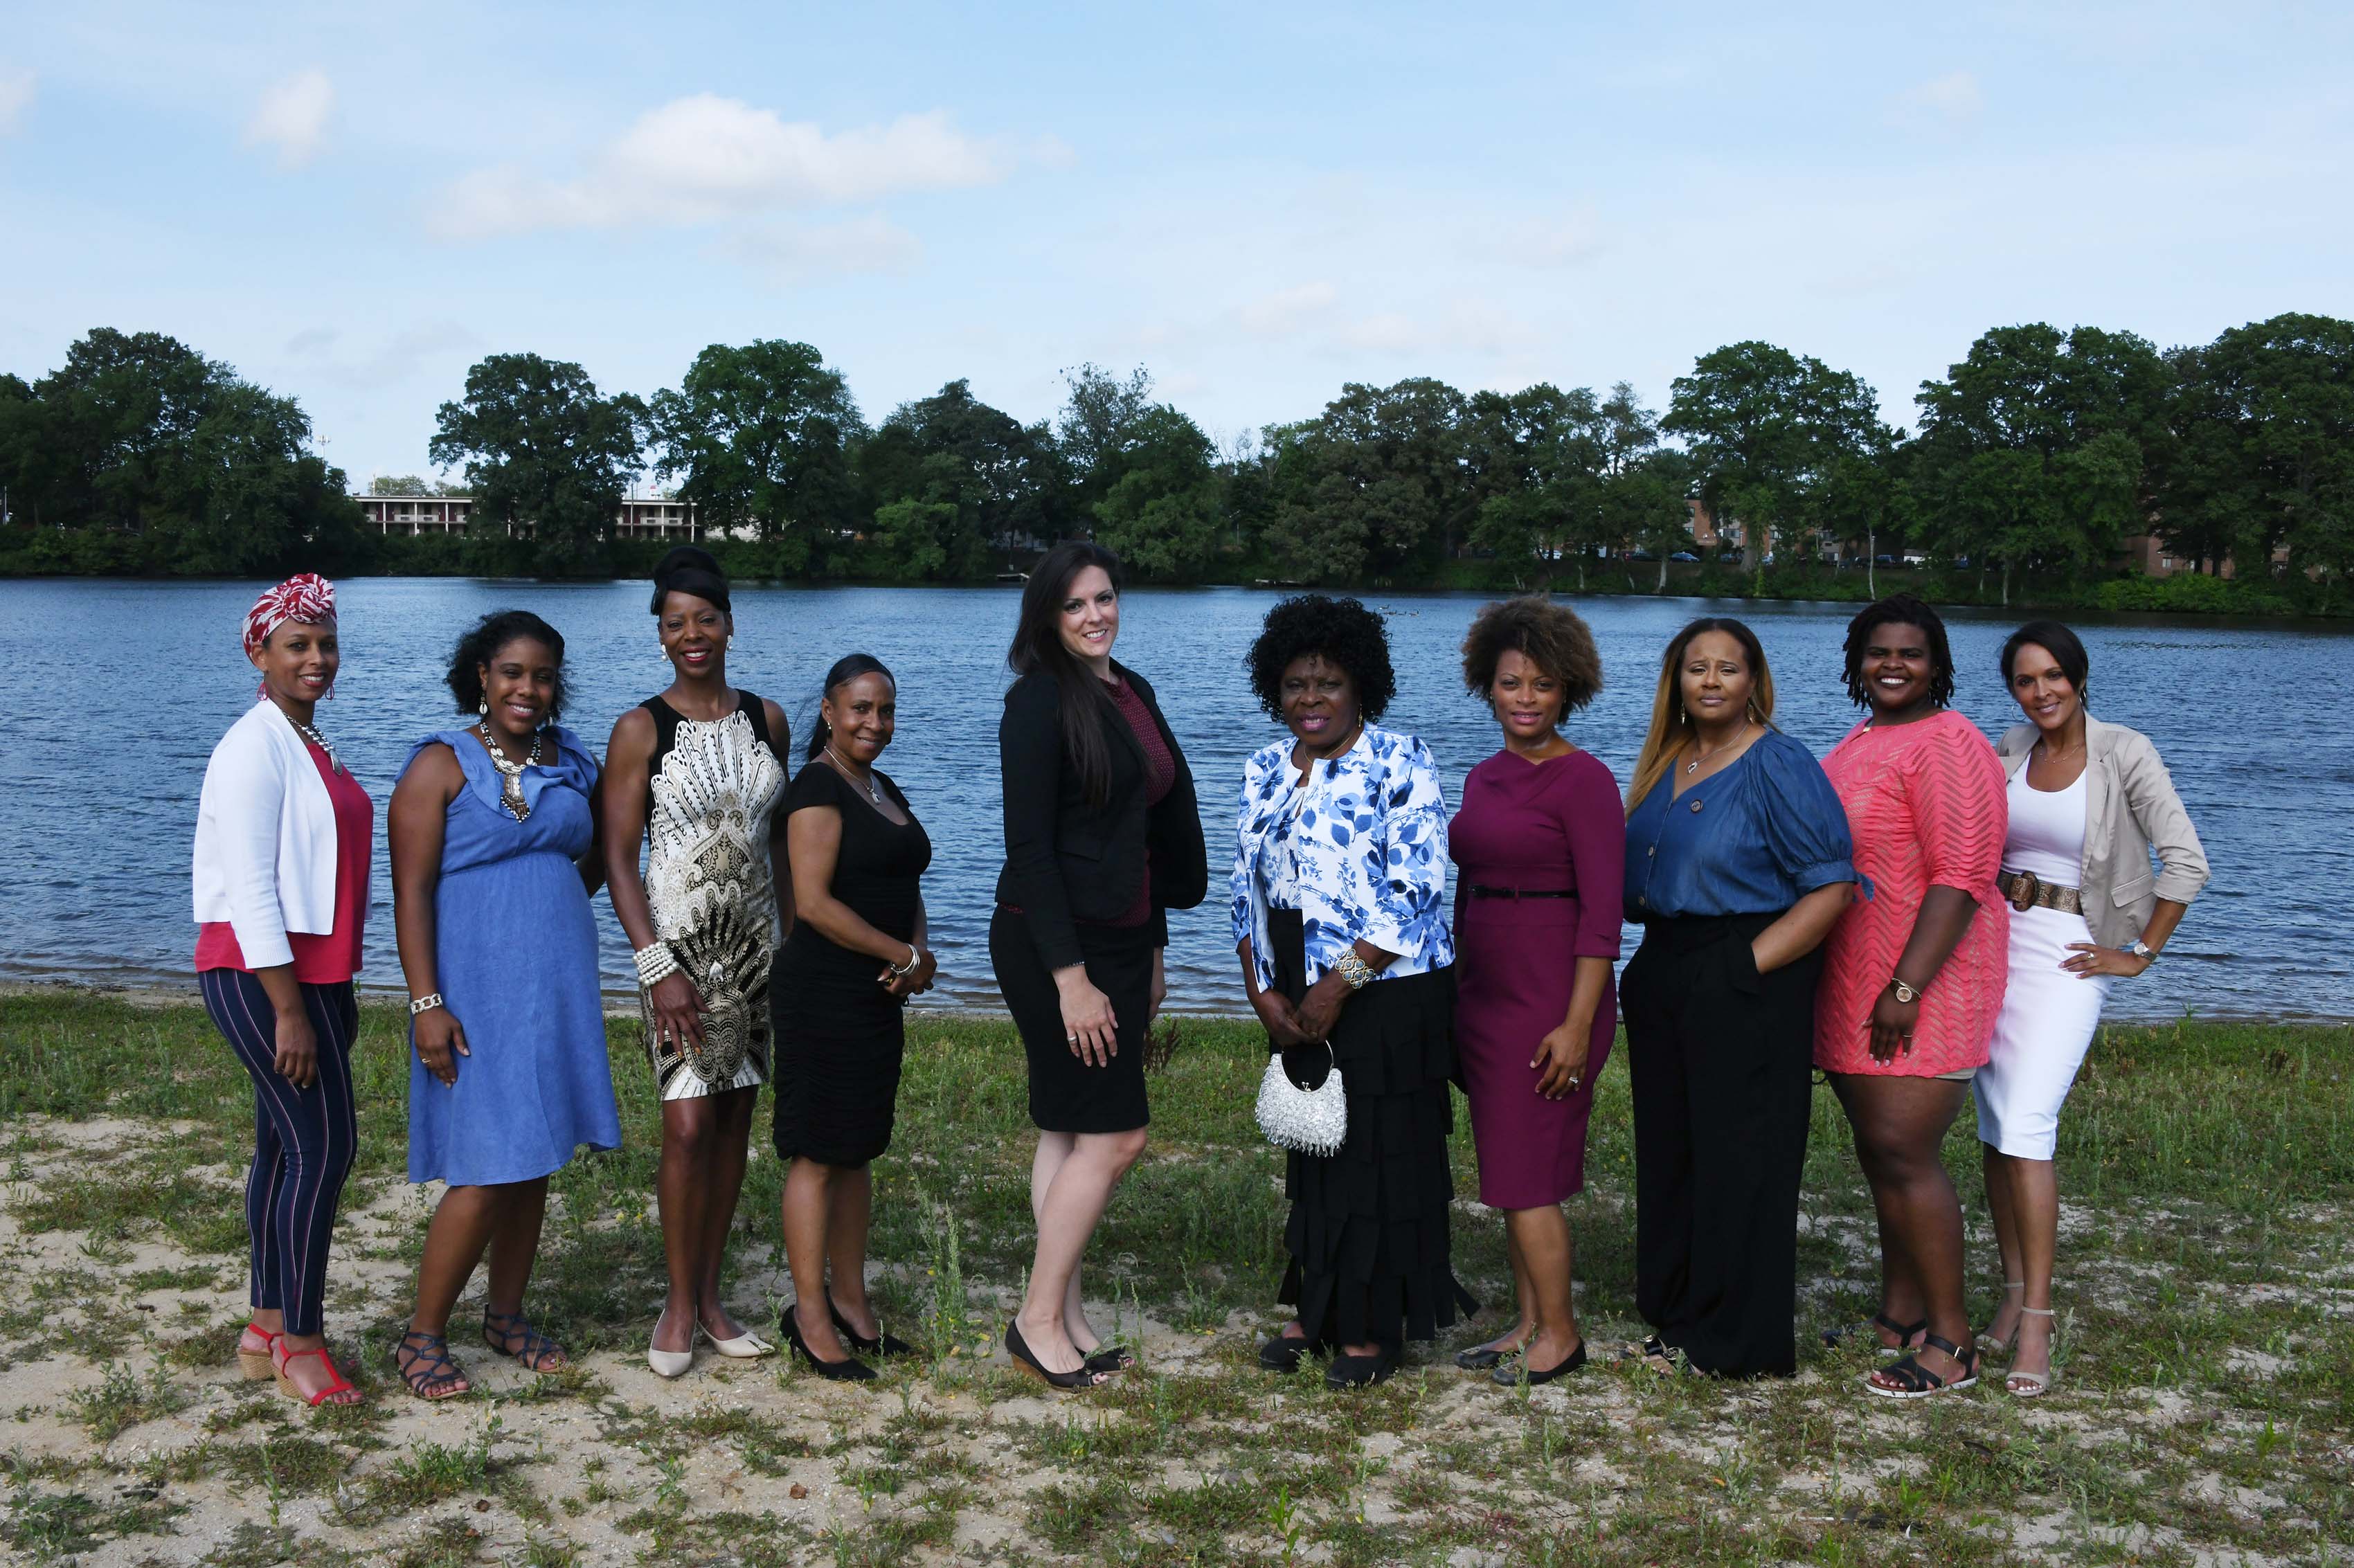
477 723 543 822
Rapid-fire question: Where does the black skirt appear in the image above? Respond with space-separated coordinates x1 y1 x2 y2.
1269 908 1475 1350
991 905 1155 1134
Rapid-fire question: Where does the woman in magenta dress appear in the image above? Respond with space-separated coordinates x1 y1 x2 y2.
1448 598 1622 1386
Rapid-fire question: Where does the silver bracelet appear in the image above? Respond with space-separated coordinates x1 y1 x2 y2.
634 941 680 989
1334 951 1375 990
408 993 444 1016
888 945 919 977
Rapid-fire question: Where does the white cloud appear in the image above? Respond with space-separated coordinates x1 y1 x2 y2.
0 67 32 134
716 215 922 286
1888 69 1984 129
1484 208 1608 269
284 321 479 387
1234 281 1337 339
431 96 1014 240
244 69 334 168
1331 300 1529 358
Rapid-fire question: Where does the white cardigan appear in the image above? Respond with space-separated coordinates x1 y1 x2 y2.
191 700 343 969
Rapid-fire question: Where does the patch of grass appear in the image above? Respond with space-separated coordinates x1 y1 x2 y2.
63 1362 189 1444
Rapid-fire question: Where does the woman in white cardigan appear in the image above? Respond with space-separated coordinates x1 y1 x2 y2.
193 575 375 1408
1975 620 2209 1396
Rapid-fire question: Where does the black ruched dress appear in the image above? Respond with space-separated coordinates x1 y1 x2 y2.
770 762 931 1168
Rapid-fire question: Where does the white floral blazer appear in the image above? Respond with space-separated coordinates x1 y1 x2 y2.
1230 724 1455 991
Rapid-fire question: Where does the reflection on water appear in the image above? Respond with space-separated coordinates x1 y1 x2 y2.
4 577 2340 1022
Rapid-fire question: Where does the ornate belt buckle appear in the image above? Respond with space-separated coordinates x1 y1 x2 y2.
2009 872 2040 913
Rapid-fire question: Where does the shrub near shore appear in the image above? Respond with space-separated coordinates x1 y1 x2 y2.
0 993 2347 1565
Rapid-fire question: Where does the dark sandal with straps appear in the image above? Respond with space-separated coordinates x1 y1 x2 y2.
397 1331 470 1400
482 1310 566 1373
1865 1331 1979 1398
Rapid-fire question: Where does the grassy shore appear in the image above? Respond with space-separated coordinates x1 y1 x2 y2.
0 993 2347 1566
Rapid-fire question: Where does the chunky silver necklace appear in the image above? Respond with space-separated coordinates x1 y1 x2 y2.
826 743 883 806
476 723 544 822
272 699 343 775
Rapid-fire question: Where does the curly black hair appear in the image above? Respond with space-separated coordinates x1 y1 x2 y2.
1246 594 1396 723
447 609 568 720
1842 593 1955 710
1461 596 1603 715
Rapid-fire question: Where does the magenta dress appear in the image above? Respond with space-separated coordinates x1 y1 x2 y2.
1449 749 1627 1209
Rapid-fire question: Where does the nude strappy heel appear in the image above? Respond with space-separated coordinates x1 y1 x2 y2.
2006 1306 2057 1397
1978 1281 2026 1351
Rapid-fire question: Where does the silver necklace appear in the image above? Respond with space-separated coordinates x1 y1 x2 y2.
1684 721 1752 775
826 744 883 806
476 723 544 822
272 699 343 775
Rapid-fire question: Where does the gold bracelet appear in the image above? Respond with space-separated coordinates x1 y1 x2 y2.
1334 952 1375 990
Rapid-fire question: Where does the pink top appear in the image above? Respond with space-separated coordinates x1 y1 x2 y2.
1814 709 2009 1076
195 740 373 984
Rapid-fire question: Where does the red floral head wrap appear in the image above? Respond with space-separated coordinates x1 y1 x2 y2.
243 574 337 661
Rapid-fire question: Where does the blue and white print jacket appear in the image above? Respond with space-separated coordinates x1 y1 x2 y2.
1230 724 1455 992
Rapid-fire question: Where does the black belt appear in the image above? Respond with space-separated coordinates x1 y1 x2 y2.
1466 885 1574 899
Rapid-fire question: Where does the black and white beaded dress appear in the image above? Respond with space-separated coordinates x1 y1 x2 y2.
639 692 787 1100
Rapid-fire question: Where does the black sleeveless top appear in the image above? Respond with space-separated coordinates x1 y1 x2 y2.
640 690 780 813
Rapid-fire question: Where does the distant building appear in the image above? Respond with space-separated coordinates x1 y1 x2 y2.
359 493 700 540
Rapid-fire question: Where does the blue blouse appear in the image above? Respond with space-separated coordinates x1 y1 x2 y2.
1231 724 1455 991
1624 728 1858 920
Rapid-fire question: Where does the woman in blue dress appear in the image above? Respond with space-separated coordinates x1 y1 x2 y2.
387 611 622 1398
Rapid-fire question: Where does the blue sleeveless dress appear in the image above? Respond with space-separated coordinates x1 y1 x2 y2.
404 726 622 1186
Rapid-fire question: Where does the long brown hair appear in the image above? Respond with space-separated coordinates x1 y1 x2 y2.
1625 616 1776 815
1008 541 1126 806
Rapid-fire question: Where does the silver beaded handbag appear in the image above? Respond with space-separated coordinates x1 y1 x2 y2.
1254 1044 1347 1156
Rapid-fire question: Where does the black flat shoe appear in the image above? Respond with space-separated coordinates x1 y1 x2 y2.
1259 1333 1313 1372
829 1297 915 1358
781 1302 876 1382
1325 1344 1401 1389
1455 1338 1520 1371
1491 1339 1586 1387
1005 1320 1106 1391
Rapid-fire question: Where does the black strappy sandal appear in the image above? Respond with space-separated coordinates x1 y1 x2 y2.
829 1297 915 1358
481 1310 566 1373
396 1330 470 1400
1005 1319 1106 1391
1865 1331 1979 1399
1823 1310 1928 1350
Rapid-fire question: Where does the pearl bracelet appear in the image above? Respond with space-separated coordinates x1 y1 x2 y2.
634 941 681 989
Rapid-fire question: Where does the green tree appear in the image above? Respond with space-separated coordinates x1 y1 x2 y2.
855 380 1061 578
429 353 646 577
1463 384 1606 588
1605 447 1698 591
2157 312 2354 597
1261 379 1470 584
1090 404 1223 578
1056 363 1156 510
1912 323 2169 603
1665 341 1884 570
647 339 866 575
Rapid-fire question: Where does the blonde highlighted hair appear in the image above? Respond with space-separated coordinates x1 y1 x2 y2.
1625 617 1777 815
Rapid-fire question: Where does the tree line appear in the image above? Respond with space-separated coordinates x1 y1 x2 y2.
4 316 2350 604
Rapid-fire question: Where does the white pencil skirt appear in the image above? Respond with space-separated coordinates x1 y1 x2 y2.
1973 904 2114 1160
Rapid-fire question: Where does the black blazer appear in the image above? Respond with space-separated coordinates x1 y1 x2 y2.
996 662 1207 971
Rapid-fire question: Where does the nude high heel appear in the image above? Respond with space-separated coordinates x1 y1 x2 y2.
2006 1306 2058 1398
1978 1281 2027 1351
647 1306 693 1380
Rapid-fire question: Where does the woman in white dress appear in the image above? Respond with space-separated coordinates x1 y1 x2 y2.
1975 621 2209 1395
604 548 793 1376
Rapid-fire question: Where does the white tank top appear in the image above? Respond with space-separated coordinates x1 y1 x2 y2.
2004 764 2087 885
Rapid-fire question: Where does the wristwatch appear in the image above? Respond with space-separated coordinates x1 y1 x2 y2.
1888 977 1921 1004
2128 940 2159 965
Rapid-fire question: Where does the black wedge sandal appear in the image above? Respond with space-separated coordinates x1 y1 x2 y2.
397 1330 470 1400
1864 1331 1979 1399
482 1310 566 1373
1005 1319 1106 1391
1082 1344 1137 1375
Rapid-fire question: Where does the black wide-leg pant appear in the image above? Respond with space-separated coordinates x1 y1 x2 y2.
1621 912 1822 1378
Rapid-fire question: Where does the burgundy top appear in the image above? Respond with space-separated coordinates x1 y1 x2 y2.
1102 676 1176 927
195 740 374 984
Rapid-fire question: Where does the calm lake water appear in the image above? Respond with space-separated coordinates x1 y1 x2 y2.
3 577 2341 1022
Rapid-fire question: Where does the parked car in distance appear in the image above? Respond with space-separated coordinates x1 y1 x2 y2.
1670 551 1700 562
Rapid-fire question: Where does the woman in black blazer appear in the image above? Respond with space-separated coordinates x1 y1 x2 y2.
991 541 1207 1388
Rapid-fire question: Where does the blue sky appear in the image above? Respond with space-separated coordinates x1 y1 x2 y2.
3 1 2349 485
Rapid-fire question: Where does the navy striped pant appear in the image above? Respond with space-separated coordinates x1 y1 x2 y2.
199 968 359 1337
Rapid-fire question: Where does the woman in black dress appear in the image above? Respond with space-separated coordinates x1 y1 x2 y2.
991 541 1207 1388
771 655 935 1381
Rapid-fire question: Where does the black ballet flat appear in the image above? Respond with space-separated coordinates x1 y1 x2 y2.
1455 1338 1520 1371
829 1297 915 1358
1324 1344 1401 1389
1491 1339 1587 1387
1259 1333 1313 1372
781 1302 876 1382
1005 1319 1106 1391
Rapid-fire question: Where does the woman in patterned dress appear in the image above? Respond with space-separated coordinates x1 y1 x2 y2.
603 548 793 1377
1816 595 2009 1399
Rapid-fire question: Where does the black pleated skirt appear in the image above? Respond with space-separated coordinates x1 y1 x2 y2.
1268 908 1476 1350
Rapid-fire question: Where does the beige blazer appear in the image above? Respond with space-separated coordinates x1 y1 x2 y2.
1994 715 2210 950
